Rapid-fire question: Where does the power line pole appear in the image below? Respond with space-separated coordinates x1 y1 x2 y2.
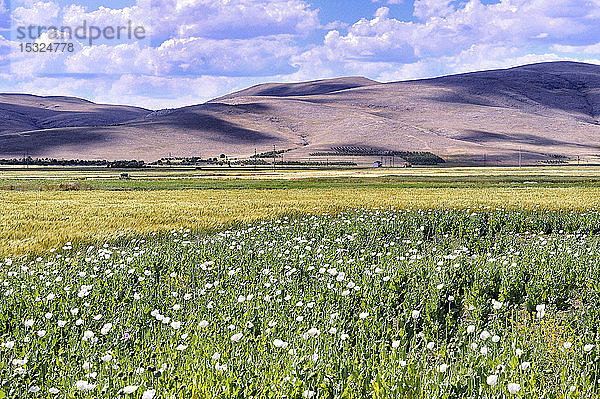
273 145 276 172
518 147 522 168
254 148 257 171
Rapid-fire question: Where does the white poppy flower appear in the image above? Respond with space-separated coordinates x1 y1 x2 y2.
231 333 243 342
507 383 520 394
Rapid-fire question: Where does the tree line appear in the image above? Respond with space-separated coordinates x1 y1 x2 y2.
0 158 147 168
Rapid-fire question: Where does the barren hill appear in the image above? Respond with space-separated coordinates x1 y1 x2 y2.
0 94 149 132
2 61 600 165
214 76 379 99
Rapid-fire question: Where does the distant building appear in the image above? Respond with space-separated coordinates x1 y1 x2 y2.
373 161 383 168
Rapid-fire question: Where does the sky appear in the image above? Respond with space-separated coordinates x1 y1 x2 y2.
1 0 600 109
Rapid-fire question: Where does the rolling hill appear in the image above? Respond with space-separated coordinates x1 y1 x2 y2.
2 61 600 165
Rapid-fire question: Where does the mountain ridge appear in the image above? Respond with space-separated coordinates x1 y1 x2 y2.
2 61 600 165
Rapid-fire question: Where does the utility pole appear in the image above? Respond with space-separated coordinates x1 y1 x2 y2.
518 147 522 168
578 155 580 166
273 145 276 172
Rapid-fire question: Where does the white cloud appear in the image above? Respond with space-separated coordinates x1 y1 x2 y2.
553 42 600 55
97 74 243 108
64 43 155 74
371 0 404 5
61 3 150 31
12 1 60 26
413 0 454 19
150 0 319 40
155 35 299 76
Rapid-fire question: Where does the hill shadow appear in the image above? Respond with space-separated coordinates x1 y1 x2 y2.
0 128 108 157
0 102 150 133
251 82 373 97
456 130 600 150
132 110 276 144
199 102 272 115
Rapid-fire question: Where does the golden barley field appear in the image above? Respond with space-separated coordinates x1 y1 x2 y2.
2 181 600 257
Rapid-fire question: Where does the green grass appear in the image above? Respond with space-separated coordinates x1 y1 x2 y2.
1 165 600 190
2 209 600 398
4 173 600 191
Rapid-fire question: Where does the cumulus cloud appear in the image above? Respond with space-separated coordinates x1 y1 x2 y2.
292 0 600 83
6 0 315 79
64 43 155 74
413 0 454 19
150 0 319 40
154 35 298 76
553 42 600 55
12 1 60 26
61 3 150 32
372 0 403 4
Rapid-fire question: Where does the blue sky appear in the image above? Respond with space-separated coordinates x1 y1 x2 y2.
1 0 600 109
312 0 415 24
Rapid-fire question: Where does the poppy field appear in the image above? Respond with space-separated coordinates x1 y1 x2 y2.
2 207 600 398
